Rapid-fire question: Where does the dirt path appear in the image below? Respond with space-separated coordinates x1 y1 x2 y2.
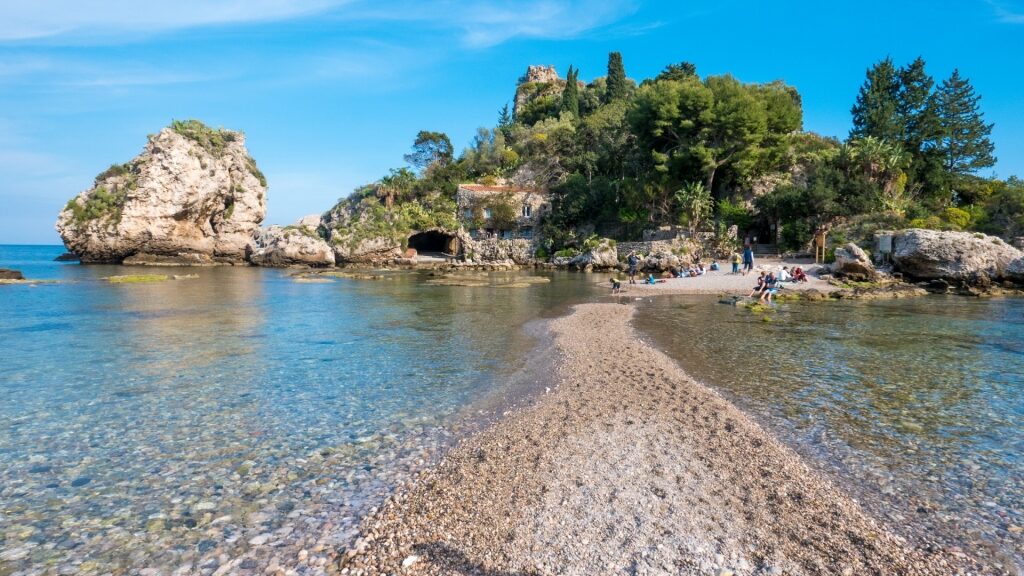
337 303 981 575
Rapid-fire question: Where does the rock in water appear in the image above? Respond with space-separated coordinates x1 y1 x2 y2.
55 120 267 264
893 229 1023 283
832 242 876 279
250 221 335 267
569 238 619 271
0 268 24 280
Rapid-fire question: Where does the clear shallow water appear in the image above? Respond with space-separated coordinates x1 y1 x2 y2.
0 245 597 575
635 296 1024 573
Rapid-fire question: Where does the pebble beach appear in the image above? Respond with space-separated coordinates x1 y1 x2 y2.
338 303 984 575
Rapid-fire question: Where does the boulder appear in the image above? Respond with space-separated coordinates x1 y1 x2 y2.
892 229 1023 283
56 121 266 264
465 237 534 264
569 238 619 271
641 250 682 272
319 199 403 264
0 268 24 280
249 224 335 267
832 243 876 279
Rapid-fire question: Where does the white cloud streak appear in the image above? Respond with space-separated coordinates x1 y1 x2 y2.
988 0 1024 23
0 0 352 41
0 0 640 47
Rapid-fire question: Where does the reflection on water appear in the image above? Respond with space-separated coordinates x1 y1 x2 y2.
0 245 597 574
635 296 1024 572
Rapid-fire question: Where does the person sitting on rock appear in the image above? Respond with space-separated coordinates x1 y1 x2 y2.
748 271 767 297
793 267 808 282
710 260 720 271
760 272 780 303
778 266 792 282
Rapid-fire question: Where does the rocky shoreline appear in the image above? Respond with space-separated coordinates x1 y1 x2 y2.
335 303 984 575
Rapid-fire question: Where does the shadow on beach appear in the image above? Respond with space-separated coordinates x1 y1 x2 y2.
413 542 537 576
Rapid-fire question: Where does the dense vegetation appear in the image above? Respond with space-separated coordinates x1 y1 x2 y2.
339 53 1020 253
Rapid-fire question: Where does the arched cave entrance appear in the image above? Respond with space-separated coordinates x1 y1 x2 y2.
407 230 459 256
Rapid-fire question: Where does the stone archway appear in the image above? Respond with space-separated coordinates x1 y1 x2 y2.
407 230 459 256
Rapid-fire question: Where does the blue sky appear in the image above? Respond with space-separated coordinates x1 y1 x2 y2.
1 0 1022 244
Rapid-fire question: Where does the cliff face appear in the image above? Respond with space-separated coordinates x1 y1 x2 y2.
56 121 267 264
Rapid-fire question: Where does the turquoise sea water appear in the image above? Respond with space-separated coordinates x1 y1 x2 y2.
3 245 1023 574
636 296 1024 573
0 245 596 574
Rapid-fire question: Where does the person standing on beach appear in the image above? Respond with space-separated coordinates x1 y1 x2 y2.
626 251 640 284
730 251 741 274
742 244 754 275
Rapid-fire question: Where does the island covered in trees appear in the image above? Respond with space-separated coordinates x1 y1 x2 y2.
350 51 1016 259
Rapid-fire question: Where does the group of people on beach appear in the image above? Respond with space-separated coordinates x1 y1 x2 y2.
610 246 808 298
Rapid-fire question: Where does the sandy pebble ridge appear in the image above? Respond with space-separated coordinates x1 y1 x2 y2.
336 303 986 575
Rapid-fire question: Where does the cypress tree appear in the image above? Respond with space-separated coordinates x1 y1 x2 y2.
605 51 627 102
933 69 995 176
897 57 939 153
850 57 902 142
497 103 513 140
561 65 580 116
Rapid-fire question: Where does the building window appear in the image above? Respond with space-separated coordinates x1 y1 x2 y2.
483 208 493 219
522 205 532 218
501 230 513 240
462 208 473 219
520 227 533 239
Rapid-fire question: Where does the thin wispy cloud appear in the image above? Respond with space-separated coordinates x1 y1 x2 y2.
0 0 642 48
987 0 1024 22
0 0 352 41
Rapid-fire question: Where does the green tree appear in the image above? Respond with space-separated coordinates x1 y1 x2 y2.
605 51 628 102
404 131 454 172
655 61 697 83
850 57 902 142
675 181 713 235
497 104 513 140
376 167 417 208
933 69 996 177
561 65 580 117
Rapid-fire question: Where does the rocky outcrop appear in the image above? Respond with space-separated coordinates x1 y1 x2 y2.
464 237 534 265
250 219 335 268
320 200 404 264
641 250 682 272
831 243 876 279
56 121 266 265
569 239 619 271
893 229 1023 284
0 268 24 280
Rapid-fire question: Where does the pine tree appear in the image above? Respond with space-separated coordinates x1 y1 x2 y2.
605 52 627 102
933 69 996 176
850 57 902 142
561 65 580 116
497 103 513 140
896 57 939 153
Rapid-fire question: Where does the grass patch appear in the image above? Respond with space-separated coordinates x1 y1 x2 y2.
245 157 267 188
65 186 127 225
105 274 169 283
170 119 239 157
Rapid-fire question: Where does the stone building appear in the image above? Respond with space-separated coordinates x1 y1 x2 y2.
456 184 550 240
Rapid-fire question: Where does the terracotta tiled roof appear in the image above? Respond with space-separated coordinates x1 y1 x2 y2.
458 184 546 194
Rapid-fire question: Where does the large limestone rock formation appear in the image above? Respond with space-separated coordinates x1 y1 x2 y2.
569 238 619 271
893 229 1023 283
831 243 876 279
320 198 403 264
56 121 267 264
250 217 335 268
641 250 683 272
